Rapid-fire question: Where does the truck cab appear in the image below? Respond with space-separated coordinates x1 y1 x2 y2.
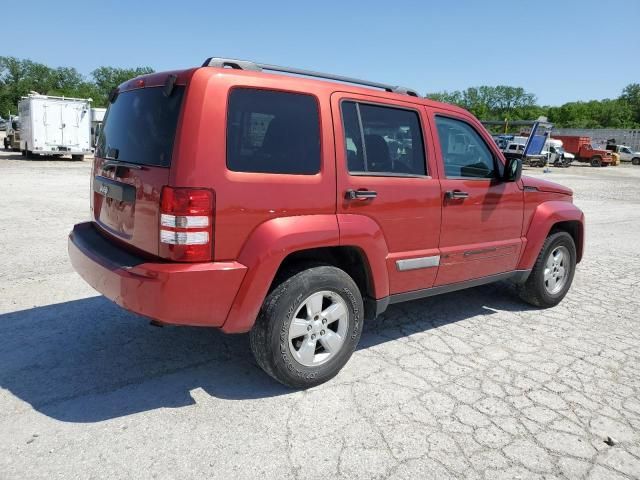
3 116 20 151
552 135 613 167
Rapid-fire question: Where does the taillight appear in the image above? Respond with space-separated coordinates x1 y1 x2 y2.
159 186 214 262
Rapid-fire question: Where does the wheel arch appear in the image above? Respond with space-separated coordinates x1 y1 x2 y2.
271 245 380 320
549 220 584 263
518 201 585 270
221 214 389 333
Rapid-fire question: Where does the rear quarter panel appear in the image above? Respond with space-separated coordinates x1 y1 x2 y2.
170 69 338 262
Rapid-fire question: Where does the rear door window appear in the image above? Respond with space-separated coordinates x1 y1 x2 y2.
341 101 426 176
226 88 320 174
96 86 185 167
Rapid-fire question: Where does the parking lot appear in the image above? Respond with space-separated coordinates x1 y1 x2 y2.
1 148 640 479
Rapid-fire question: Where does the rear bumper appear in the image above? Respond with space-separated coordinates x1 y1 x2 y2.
68 222 247 327
36 149 90 155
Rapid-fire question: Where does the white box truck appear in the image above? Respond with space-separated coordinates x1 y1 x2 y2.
18 94 93 160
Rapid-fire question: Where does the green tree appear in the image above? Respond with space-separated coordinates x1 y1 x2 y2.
428 82 640 130
546 99 634 128
90 66 154 106
0 57 154 116
427 85 537 123
620 83 640 125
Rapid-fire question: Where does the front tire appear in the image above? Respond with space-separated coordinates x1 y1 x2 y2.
590 156 602 167
519 231 576 308
632 157 640 166
250 265 363 388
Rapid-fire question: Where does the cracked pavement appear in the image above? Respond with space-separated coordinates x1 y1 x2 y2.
1 149 640 479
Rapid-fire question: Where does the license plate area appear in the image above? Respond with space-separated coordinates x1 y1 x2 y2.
94 176 136 203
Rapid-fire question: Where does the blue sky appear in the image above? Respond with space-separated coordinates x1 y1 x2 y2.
11 0 640 105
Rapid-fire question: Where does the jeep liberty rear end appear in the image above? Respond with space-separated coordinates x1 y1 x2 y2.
69 58 584 388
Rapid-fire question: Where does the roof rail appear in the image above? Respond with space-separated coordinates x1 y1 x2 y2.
201 57 420 97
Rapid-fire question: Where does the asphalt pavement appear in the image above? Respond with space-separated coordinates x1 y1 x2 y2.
1 149 640 479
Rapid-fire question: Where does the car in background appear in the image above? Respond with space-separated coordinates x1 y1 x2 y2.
493 134 513 150
503 141 525 159
0 117 7 131
503 141 547 167
606 143 640 165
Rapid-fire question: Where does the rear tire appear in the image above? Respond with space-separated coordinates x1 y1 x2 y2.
519 231 576 308
250 265 363 389
71 154 84 161
590 156 602 167
632 157 640 166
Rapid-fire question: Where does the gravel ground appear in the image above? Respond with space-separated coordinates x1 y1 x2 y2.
1 149 640 480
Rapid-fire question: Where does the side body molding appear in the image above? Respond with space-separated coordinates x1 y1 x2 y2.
222 215 340 333
517 200 585 270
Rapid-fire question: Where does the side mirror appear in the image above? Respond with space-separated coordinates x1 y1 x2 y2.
503 157 522 182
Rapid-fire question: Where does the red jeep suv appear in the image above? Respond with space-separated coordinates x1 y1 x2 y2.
69 58 585 388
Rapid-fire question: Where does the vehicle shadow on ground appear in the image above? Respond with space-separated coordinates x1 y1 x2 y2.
0 283 534 423
0 151 87 161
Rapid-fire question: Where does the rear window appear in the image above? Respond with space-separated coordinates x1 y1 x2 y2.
96 86 185 167
226 88 320 174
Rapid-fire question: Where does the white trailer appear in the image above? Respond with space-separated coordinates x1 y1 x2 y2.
18 94 93 160
90 107 106 146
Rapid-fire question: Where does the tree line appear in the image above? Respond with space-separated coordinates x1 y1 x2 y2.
2 56 638 130
0 56 153 116
426 84 640 130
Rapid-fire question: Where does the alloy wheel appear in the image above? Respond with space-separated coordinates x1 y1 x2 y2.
543 246 570 295
288 290 349 367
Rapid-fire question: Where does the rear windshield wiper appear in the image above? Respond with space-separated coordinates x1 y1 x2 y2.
101 159 143 171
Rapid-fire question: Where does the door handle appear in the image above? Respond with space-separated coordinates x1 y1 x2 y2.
345 189 377 200
445 190 469 200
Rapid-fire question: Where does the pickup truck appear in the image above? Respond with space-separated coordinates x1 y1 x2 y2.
552 135 613 167
606 144 640 165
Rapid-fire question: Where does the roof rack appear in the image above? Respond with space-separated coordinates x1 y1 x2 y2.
201 57 420 97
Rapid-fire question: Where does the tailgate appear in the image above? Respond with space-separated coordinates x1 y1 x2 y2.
92 82 185 256
92 162 170 255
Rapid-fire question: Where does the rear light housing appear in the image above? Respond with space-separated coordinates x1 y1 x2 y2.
159 186 214 262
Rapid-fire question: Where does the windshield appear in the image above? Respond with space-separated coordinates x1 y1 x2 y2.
96 86 185 167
